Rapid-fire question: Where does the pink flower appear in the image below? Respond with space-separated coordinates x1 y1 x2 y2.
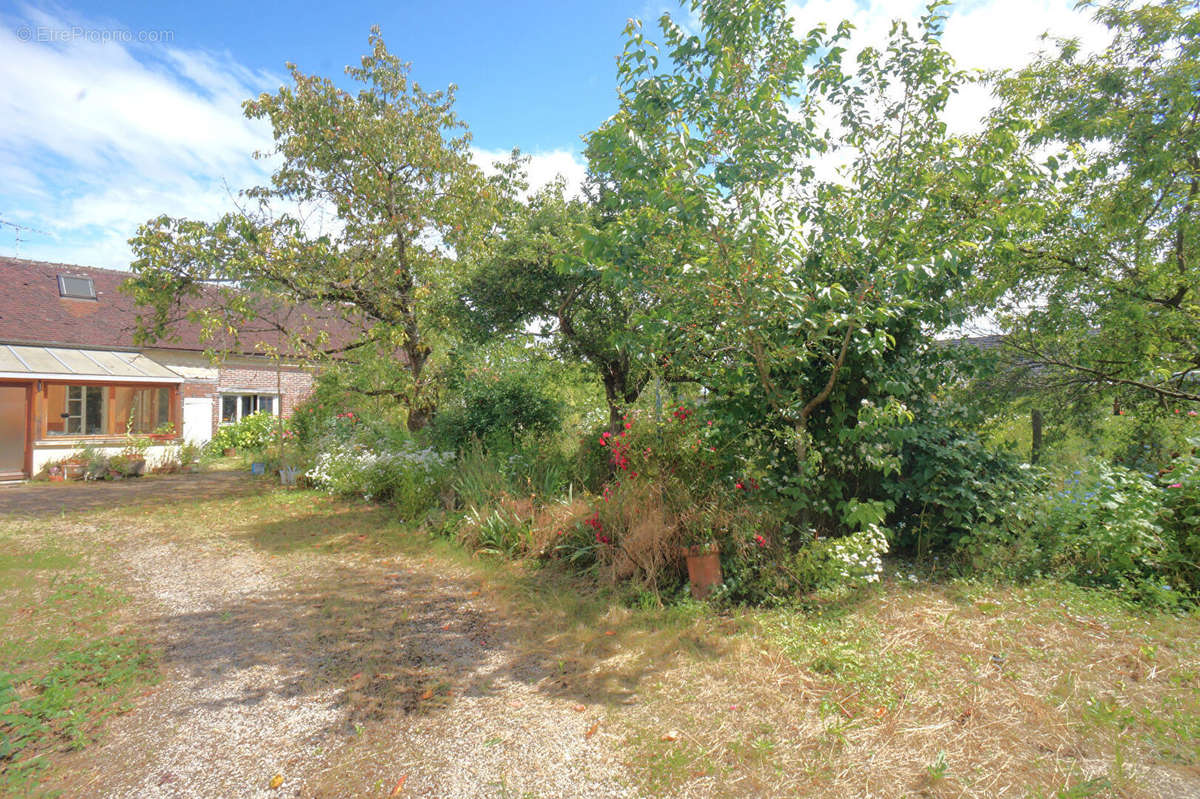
1169 483 1183 488
754 534 766 548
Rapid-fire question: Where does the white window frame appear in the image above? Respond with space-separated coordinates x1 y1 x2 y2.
63 385 106 435
219 392 279 425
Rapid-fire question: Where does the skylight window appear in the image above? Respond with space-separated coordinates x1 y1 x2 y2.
57 275 96 300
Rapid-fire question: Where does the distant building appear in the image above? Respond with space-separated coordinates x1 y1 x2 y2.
0 257 352 479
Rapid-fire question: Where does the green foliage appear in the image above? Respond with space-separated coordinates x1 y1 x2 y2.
961 451 1200 607
583 0 1020 546
127 27 500 430
207 411 286 454
983 0 1200 409
305 441 454 519
0 637 153 785
885 399 1033 557
463 506 531 558
1159 439 1200 597
432 368 564 451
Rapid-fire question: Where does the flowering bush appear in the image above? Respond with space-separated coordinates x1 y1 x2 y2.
306 441 454 518
207 411 289 453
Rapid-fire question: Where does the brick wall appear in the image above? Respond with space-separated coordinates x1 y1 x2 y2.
182 361 314 438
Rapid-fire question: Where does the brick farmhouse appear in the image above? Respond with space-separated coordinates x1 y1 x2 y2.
0 257 355 479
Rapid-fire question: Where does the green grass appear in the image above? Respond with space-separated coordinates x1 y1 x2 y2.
0 534 157 796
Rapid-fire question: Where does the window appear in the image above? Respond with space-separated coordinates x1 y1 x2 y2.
220 393 277 424
44 384 172 437
57 274 96 300
63 386 105 434
114 386 170 433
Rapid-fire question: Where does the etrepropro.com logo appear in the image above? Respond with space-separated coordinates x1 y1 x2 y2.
15 25 175 44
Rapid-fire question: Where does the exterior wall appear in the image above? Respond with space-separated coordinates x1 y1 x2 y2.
217 358 314 435
31 442 180 475
144 350 219 445
4 349 315 478
144 350 314 440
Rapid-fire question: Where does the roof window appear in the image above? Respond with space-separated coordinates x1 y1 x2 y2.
57 274 96 300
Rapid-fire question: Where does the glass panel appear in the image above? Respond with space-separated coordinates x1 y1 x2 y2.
221 396 237 424
157 388 170 428
259 396 274 415
65 386 82 434
84 387 104 434
58 275 95 299
241 395 255 418
114 386 161 433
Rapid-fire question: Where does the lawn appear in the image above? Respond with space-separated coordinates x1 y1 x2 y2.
0 480 1197 797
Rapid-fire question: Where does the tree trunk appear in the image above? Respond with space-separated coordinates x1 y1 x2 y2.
1030 408 1043 465
603 369 626 433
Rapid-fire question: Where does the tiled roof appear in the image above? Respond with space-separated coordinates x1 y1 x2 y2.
0 257 359 356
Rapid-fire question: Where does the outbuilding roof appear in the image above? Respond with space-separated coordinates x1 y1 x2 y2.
0 257 359 357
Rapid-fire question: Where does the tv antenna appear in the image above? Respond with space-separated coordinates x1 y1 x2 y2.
0 216 49 258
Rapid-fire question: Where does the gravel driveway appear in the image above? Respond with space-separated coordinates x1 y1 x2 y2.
40 501 634 798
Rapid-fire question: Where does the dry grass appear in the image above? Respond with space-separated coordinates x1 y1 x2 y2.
3 481 1197 798
615 580 1200 798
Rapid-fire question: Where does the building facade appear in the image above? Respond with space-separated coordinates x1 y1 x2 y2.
0 257 343 479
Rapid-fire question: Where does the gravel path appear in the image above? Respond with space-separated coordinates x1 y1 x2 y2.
64 528 633 798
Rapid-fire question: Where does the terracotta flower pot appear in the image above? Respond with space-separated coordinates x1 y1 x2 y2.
683 543 722 600
223 447 237 458
63 461 85 481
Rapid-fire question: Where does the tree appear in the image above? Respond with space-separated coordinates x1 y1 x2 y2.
457 177 661 431
125 28 495 430
984 0 1200 408
584 0 1013 534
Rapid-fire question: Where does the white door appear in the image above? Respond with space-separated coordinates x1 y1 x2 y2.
183 397 213 446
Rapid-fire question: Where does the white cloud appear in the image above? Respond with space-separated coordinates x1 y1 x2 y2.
0 4 277 268
787 0 1111 134
471 147 588 198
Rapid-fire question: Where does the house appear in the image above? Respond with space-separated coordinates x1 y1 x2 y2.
0 256 353 479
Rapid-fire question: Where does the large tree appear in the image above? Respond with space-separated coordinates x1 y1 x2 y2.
126 29 495 430
584 0 1013 533
458 177 667 431
984 0 1200 408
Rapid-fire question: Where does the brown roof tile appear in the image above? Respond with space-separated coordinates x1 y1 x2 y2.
0 257 360 357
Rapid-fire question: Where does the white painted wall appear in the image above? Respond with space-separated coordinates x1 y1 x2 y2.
31 442 181 475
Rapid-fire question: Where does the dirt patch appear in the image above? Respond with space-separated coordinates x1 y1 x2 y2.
0 472 263 518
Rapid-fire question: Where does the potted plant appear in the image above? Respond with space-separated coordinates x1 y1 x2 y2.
680 503 727 599
179 441 202 473
148 421 176 442
120 433 150 478
682 537 723 600
61 452 86 481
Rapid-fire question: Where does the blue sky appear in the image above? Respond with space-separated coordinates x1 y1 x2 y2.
0 0 1108 269
49 0 647 153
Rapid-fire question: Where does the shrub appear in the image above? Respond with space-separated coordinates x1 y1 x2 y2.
433 370 564 451
207 411 287 453
884 407 1033 557
960 455 1198 607
306 441 454 519
1158 438 1200 597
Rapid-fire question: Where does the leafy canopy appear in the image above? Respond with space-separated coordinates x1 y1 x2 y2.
126 28 498 430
